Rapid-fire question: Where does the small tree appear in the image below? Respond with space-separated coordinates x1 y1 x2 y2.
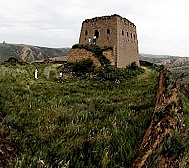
72 58 95 77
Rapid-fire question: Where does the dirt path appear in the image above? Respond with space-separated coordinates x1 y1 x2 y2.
131 69 186 168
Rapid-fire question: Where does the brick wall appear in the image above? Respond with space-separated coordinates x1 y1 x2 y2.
68 48 115 67
68 48 101 67
102 50 114 65
79 16 117 48
117 16 139 67
79 14 140 68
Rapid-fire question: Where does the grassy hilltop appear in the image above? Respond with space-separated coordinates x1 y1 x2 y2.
0 62 159 167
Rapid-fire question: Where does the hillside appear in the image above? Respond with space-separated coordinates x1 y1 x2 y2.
0 43 69 63
132 68 187 167
1 59 189 167
0 62 158 167
2 43 189 66
140 53 189 66
1 50 189 167
164 64 189 167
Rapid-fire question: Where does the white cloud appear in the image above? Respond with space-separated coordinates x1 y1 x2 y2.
0 0 189 56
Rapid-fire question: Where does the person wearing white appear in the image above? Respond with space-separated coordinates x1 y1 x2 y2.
34 68 38 79
93 36 96 45
88 37 91 45
59 71 63 82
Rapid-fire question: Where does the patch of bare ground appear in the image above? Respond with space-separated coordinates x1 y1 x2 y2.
0 138 19 167
131 69 186 168
0 113 19 167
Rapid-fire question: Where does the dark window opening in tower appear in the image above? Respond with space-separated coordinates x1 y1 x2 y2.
85 31 88 35
94 30 99 38
122 30 124 35
134 34 136 40
127 32 129 37
131 33 132 38
107 29 110 34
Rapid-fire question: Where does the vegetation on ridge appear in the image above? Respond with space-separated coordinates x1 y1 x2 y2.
167 66 189 167
0 61 158 167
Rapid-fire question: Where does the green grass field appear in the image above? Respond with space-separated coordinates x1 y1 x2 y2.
0 63 158 167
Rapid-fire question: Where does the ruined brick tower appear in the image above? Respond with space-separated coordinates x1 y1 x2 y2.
79 14 139 67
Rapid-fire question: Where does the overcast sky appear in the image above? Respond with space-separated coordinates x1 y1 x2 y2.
1 0 189 56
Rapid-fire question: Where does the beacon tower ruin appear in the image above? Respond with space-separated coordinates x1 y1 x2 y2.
79 14 139 67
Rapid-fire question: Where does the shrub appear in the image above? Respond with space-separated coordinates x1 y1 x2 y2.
60 59 96 78
72 59 95 77
160 129 185 157
128 62 137 70
94 64 143 82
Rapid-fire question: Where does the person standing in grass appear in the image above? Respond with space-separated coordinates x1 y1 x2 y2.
34 67 38 79
59 71 63 83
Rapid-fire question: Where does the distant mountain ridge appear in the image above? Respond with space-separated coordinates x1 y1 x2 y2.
1 43 189 66
140 53 189 66
140 53 172 58
0 43 69 63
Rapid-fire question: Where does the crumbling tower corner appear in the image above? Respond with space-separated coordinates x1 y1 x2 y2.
79 14 139 67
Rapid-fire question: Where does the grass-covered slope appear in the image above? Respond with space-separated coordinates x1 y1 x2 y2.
0 63 158 167
168 65 189 167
